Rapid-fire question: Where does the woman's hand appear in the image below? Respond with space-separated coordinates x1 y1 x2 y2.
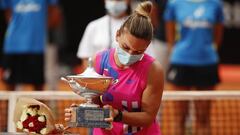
103 105 119 130
64 104 78 122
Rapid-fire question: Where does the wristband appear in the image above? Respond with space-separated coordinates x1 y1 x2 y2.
113 110 123 122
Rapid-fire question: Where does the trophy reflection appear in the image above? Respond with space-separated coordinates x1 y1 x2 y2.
61 58 113 128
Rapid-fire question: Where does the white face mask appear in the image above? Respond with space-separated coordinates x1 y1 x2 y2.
116 46 144 66
105 0 127 17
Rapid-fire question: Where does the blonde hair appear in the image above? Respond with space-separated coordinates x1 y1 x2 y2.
119 1 153 41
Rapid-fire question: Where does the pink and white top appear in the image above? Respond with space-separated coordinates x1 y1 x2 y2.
93 48 161 135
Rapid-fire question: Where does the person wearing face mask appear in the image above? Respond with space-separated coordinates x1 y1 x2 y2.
76 0 131 71
116 46 144 66
164 0 224 135
65 1 164 135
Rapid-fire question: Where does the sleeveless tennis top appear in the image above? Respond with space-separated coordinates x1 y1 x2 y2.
93 48 161 135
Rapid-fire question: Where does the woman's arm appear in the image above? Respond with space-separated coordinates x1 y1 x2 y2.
119 61 164 126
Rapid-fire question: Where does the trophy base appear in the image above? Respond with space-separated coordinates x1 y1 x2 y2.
69 106 110 128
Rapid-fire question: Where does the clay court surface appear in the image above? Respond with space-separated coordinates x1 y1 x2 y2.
0 64 240 134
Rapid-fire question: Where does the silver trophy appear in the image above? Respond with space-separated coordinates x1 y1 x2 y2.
61 58 113 128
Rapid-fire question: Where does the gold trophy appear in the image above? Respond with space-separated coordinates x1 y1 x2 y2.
61 58 113 128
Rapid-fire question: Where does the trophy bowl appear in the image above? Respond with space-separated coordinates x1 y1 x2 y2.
64 75 113 95
61 58 113 128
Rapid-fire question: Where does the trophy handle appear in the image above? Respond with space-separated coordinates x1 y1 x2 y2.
61 77 69 82
61 77 87 94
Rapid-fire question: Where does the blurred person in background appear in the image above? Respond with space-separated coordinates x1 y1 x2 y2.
76 0 132 71
1 0 60 91
164 0 224 135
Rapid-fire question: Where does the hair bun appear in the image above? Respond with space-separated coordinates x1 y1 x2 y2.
134 1 152 18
